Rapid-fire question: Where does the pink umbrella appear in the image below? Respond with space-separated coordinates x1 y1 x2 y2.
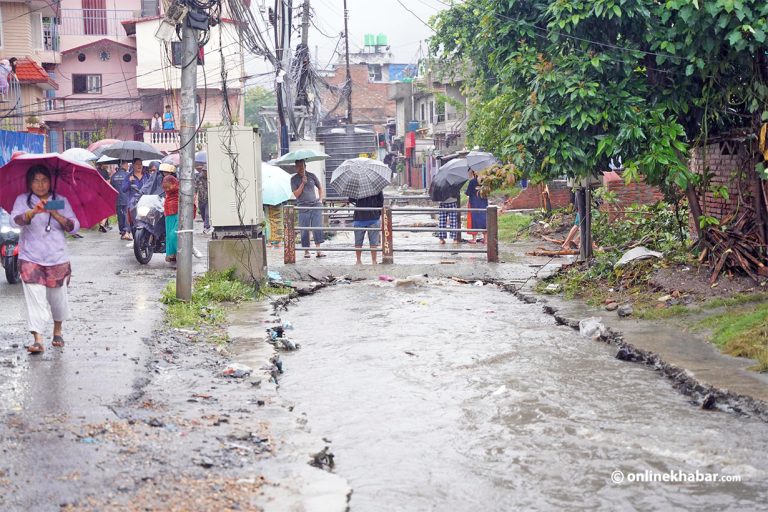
86 138 121 153
0 153 117 229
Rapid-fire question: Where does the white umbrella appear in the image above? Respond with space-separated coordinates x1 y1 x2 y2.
60 147 97 164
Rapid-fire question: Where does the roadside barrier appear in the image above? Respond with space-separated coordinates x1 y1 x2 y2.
282 205 499 264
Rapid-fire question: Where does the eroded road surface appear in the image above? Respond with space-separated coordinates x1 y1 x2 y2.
278 282 768 511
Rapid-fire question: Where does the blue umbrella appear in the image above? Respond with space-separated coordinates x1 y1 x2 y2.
261 163 293 205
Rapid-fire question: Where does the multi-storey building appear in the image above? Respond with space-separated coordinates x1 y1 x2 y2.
2 0 245 153
0 0 60 134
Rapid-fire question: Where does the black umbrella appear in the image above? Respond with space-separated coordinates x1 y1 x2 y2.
429 158 470 202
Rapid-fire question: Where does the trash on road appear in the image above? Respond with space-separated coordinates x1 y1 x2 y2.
579 317 606 339
614 246 663 269
222 363 253 379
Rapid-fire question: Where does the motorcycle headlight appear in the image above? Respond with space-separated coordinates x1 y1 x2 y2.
137 206 151 217
0 226 10 234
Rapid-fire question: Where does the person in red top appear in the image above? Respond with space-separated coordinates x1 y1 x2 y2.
162 175 179 263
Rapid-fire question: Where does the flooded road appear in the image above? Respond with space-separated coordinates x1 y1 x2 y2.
279 282 768 511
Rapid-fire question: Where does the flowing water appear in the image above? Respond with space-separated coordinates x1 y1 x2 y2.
278 282 768 511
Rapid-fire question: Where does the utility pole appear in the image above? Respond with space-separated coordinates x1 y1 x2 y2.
295 0 311 137
176 18 198 300
273 0 288 154
301 0 310 46
343 0 352 124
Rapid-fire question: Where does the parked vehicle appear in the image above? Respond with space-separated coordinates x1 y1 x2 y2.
0 208 20 283
131 195 165 264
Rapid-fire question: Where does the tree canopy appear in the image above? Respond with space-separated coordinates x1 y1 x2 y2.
430 0 768 195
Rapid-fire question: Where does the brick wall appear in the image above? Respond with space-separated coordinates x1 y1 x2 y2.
689 141 749 222
321 64 396 131
600 171 664 219
504 181 570 210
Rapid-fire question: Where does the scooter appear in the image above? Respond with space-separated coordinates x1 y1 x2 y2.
0 208 20 284
131 195 166 264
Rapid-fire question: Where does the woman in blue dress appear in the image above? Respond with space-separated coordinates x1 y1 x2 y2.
465 170 488 243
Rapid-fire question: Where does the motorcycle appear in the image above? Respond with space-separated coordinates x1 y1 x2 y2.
131 195 166 264
0 208 21 284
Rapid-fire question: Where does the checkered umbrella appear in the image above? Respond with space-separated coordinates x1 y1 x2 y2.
330 157 392 199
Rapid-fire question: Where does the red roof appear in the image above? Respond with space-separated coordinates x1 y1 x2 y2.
14 59 58 90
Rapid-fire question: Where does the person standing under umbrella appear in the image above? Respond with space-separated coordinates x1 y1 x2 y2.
350 191 383 264
437 196 460 244
290 159 325 258
110 161 130 240
10 165 80 354
465 170 488 243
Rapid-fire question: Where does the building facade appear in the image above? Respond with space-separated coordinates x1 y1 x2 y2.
1 0 245 153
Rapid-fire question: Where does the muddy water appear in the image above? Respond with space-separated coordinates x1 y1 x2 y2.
279 282 768 511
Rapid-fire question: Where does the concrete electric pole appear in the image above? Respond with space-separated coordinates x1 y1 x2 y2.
343 0 352 124
176 19 199 300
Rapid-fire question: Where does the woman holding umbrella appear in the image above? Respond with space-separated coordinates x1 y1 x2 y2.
10 165 80 354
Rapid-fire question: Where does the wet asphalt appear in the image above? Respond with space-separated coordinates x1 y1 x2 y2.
0 224 206 509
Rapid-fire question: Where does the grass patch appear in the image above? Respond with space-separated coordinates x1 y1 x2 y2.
498 212 532 242
636 304 692 320
161 268 256 332
698 303 768 372
702 293 768 309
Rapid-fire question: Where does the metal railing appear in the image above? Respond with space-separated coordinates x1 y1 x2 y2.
282 205 499 264
144 130 208 148
59 9 136 37
0 75 24 132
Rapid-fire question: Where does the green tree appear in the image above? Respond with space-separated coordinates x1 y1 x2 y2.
431 0 768 248
244 86 278 161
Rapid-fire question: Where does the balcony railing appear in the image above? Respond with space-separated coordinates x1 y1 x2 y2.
59 9 136 37
144 130 208 151
0 75 25 132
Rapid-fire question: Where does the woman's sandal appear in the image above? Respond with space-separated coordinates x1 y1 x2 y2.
27 342 44 354
52 335 65 348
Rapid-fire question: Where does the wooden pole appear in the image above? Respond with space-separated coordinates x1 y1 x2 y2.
284 205 295 264
486 206 499 262
382 206 393 264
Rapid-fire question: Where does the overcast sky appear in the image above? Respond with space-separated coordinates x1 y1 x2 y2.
246 0 447 88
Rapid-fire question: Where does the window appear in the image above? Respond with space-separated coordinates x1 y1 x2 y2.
141 0 160 17
31 13 43 49
42 17 60 52
0 8 4 48
429 101 434 123
420 103 425 121
171 42 204 66
64 130 99 150
368 64 382 82
72 74 102 94
83 0 107 36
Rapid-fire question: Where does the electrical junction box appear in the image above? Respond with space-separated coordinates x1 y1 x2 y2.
206 126 264 235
